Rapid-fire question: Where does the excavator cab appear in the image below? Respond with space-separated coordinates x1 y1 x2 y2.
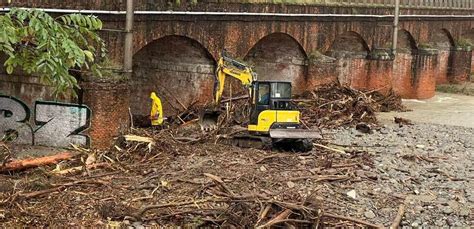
249 81 295 127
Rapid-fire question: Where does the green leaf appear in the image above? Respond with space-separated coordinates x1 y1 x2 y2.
6 65 13 74
83 50 94 62
85 16 92 28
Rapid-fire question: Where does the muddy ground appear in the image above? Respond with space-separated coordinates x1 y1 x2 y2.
0 89 472 227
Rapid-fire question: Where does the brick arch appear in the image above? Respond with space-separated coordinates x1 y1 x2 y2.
430 29 455 50
398 29 418 53
133 32 218 62
326 31 370 88
242 31 308 58
461 28 474 73
327 31 370 58
461 28 474 42
429 29 455 84
130 35 216 117
243 32 309 94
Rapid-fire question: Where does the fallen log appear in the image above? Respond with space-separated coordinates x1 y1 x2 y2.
221 95 249 103
257 209 292 228
256 204 272 225
52 162 109 175
0 152 75 172
19 187 63 198
19 178 109 199
313 144 349 156
136 198 227 218
288 175 349 182
390 204 405 229
203 173 235 196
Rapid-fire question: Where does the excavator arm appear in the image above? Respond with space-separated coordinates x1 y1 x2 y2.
201 52 256 131
213 53 256 104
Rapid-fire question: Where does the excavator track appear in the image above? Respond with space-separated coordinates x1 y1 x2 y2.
272 138 313 152
219 134 273 150
218 133 313 152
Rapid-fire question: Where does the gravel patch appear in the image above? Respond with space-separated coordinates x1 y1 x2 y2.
325 122 473 227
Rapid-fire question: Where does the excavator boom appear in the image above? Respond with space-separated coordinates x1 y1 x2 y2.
201 51 256 131
214 53 255 104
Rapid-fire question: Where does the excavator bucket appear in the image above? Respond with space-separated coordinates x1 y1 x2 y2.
269 128 322 139
200 110 221 131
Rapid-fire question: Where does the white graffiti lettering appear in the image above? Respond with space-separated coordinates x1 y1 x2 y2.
34 101 91 147
0 95 91 147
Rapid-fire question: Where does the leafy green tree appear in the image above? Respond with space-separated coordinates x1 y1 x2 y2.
0 8 106 96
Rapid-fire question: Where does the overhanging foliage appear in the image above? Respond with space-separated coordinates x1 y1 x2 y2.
0 8 106 96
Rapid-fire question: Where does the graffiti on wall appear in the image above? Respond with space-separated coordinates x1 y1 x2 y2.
0 95 91 147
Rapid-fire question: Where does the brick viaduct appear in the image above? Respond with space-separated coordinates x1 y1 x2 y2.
1 1 474 141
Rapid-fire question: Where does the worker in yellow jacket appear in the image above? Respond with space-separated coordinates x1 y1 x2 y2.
150 92 163 126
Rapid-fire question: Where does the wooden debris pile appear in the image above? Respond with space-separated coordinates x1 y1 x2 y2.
196 84 407 130
0 85 410 227
296 84 407 128
0 129 393 227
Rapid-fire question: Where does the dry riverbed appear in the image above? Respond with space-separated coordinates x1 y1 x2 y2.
326 123 473 227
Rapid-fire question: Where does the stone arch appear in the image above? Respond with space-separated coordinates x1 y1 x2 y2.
327 31 370 58
134 32 218 62
398 29 418 53
131 35 216 117
244 32 308 94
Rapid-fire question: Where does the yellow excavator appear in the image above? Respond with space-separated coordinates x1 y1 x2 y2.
201 51 320 151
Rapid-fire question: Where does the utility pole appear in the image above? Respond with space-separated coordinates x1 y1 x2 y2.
123 0 134 78
392 0 400 57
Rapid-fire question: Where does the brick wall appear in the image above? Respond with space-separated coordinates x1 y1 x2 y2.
307 59 337 90
80 81 130 150
366 59 393 94
413 53 438 99
393 53 415 98
450 50 472 83
435 50 452 85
